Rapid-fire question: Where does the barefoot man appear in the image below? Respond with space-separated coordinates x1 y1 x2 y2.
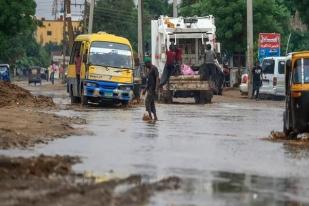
142 57 159 121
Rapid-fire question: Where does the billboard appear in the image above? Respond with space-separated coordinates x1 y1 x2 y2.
258 33 281 62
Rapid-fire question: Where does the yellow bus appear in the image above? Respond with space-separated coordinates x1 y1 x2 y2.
67 32 134 105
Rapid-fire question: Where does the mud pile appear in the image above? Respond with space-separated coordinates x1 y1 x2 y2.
0 155 181 206
0 155 80 179
0 108 85 149
0 81 54 108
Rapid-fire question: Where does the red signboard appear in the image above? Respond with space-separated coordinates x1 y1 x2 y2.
259 33 281 49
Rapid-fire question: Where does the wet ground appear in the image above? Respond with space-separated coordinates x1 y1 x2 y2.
2 81 309 205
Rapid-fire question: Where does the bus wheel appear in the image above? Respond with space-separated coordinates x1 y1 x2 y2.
70 85 80 104
81 88 88 106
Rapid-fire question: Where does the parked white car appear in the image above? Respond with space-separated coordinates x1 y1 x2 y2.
260 57 286 97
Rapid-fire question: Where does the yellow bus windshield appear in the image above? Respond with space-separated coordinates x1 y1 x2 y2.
293 58 309 84
89 41 133 69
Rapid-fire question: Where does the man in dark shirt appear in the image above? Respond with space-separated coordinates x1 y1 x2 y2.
252 61 263 100
143 57 159 120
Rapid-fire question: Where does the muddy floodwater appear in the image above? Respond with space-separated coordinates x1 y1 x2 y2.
2 83 309 205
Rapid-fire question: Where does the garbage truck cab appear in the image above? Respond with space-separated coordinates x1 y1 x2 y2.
67 32 134 105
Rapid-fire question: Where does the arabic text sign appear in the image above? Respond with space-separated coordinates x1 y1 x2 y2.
259 33 281 49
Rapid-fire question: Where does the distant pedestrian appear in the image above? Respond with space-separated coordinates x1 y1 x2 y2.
50 62 58 85
142 57 159 121
252 61 263 100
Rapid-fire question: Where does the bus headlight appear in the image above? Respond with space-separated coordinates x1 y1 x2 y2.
85 82 97 87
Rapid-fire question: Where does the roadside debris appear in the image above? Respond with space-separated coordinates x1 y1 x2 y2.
0 81 85 149
0 81 54 108
0 155 181 206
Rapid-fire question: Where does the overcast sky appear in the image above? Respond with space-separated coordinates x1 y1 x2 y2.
35 0 85 20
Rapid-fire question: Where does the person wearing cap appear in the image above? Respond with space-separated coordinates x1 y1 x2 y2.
142 56 159 121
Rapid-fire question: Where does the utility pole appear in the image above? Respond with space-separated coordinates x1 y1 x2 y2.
173 0 178 18
247 0 254 98
52 0 58 20
138 0 144 63
88 0 95 33
62 0 67 81
67 0 74 52
83 0 88 33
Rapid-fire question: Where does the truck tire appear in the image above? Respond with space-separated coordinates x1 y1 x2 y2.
160 90 173 104
283 112 291 136
205 91 213 103
195 91 212 104
165 91 173 104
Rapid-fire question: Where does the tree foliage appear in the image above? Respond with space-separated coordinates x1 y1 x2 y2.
292 0 309 25
93 0 172 52
179 0 291 55
93 0 138 49
0 0 50 68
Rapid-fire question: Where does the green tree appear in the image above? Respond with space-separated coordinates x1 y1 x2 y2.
292 0 309 25
93 0 172 52
93 0 138 49
180 0 291 56
0 0 50 68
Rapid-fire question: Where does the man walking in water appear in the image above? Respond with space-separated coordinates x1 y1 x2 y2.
142 57 159 121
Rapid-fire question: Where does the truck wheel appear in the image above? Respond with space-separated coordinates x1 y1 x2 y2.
165 91 173 104
160 90 173 104
205 91 213 103
283 112 291 136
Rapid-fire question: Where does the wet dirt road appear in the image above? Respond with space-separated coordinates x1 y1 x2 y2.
2 83 309 205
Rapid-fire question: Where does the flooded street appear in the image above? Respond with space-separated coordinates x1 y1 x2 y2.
2 83 309 205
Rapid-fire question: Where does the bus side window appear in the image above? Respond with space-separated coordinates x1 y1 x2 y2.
69 41 82 64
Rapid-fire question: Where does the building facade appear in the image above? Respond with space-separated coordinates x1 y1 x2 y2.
36 18 82 45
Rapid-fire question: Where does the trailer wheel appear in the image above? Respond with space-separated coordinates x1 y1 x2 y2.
164 90 173 104
195 91 212 104
160 90 173 104
205 91 213 103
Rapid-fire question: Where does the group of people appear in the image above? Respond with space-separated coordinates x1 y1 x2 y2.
49 62 65 85
142 42 219 121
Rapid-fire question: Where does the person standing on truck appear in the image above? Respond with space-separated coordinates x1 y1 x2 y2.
204 44 217 64
142 57 159 121
75 53 82 93
252 61 263 100
160 44 176 87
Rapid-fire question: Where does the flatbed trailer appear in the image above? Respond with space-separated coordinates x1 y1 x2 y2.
160 75 213 104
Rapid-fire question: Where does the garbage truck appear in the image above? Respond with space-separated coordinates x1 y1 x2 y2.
151 15 224 104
